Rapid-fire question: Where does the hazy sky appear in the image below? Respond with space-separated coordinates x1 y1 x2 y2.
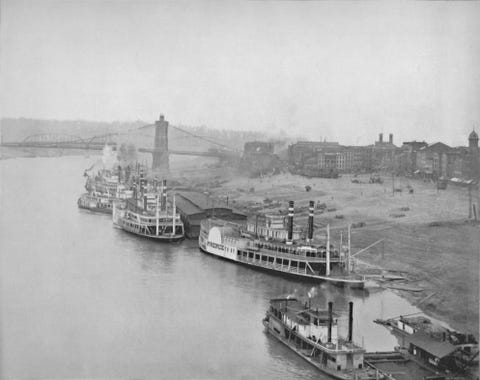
1 1 479 145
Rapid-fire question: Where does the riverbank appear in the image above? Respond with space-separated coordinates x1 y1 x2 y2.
179 165 479 338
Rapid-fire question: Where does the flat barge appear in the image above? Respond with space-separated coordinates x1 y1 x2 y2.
374 315 478 378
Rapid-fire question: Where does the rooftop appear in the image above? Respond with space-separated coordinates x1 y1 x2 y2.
176 191 243 217
270 298 339 325
408 331 458 359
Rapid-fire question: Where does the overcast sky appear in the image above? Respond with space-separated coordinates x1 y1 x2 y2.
1 1 479 145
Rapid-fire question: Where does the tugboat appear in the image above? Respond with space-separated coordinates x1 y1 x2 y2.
199 200 365 288
263 297 386 379
113 177 184 242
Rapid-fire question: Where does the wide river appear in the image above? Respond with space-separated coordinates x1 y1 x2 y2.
1 156 422 379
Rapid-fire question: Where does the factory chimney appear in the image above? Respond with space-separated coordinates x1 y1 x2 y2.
328 301 333 343
161 179 167 211
389 133 393 144
379 133 383 143
348 301 354 342
286 201 294 245
307 201 314 242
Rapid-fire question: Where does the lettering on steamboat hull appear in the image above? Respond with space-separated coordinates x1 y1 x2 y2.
199 218 365 288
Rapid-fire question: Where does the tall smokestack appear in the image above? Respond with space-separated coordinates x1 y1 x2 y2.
326 224 331 276
117 165 122 183
286 201 294 245
389 133 393 144
161 179 167 211
348 301 353 342
132 182 137 200
139 169 145 196
328 301 333 343
379 133 383 143
307 201 314 242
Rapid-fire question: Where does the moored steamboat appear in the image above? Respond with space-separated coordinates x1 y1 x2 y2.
199 200 365 288
78 167 125 214
263 298 387 379
113 178 184 242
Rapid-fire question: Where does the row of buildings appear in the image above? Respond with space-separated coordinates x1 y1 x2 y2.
287 131 480 181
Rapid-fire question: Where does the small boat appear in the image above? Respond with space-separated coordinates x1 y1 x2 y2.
263 297 388 379
113 179 184 242
199 200 365 288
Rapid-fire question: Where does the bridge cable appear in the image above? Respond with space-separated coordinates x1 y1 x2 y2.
170 125 241 153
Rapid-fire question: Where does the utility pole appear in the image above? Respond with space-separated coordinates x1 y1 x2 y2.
468 184 472 219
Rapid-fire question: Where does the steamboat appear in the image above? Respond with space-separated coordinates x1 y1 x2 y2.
113 178 184 242
78 167 125 214
263 298 387 379
199 201 365 288
78 192 115 214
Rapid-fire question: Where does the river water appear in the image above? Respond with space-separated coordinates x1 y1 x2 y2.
0 156 422 379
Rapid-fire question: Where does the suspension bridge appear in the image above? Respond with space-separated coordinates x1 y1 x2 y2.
0 114 241 170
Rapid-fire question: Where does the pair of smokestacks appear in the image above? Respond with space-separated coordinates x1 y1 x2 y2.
151 178 168 212
286 200 315 245
327 301 354 343
148 179 168 211
379 133 393 144
132 175 167 212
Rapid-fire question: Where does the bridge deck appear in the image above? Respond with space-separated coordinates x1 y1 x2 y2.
1 141 238 158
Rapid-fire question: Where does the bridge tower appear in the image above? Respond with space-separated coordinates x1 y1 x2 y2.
152 114 169 171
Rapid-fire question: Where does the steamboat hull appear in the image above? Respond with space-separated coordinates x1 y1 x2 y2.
119 227 184 242
78 204 113 214
199 245 364 289
77 197 113 214
117 221 184 243
262 318 375 380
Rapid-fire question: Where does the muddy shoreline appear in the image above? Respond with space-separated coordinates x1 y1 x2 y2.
180 165 479 338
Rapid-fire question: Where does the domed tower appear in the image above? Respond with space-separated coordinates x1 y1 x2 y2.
468 129 478 149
